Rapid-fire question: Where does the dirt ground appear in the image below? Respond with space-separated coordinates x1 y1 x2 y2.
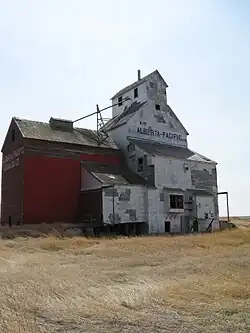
0 227 249 333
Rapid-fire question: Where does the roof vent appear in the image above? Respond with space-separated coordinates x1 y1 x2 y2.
49 117 73 132
137 69 141 81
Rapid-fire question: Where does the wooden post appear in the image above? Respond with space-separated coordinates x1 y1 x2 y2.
226 192 230 222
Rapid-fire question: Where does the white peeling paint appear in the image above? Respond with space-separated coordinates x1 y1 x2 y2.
104 70 221 234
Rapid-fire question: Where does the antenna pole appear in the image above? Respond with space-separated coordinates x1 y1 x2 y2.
96 104 100 146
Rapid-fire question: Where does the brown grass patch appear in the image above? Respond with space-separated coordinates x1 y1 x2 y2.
0 229 250 332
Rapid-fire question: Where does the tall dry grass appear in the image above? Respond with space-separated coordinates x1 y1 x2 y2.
0 229 250 332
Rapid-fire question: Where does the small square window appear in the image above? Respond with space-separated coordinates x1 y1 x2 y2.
134 88 138 98
118 96 123 106
11 129 15 142
155 104 160 111
169 195 184 209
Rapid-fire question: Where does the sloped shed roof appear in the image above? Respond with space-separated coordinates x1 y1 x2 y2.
13 117 118 149
103 101 146 132
81 161 149 186
130 139 217 164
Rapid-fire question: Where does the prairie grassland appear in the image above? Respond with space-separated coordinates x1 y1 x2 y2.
230 217 250 228
0 228 249 333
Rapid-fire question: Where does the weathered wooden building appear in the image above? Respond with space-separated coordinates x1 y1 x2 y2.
0 117 120 226
1 70 220 233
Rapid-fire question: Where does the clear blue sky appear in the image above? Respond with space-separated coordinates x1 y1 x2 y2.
0 0 249 216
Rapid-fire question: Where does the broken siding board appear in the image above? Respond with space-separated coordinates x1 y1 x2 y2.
196 196 215 219
154 157 192 190
148 188 165 233
102 185 147 224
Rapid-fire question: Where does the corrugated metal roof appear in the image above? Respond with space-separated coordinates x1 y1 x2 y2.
14 117 118 149
81 161 148 186
130 139 216 164
111 70 168 100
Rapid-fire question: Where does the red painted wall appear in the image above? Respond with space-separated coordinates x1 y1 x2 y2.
24 156 80 224
23 153 120 224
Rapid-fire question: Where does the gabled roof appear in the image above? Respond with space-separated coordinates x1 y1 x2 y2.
12 117 118 149
111 70 168 100
129 138 217 164
81 161 149 186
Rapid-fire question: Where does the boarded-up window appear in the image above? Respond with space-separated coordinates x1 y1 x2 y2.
134 88 138 98
118 96 123 106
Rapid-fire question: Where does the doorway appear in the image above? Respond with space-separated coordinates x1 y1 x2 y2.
181 216 190 233
165 221 171 233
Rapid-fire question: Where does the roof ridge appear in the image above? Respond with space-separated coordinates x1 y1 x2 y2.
111 70 168 100
14 117 99 132
14 117 50 125
12 117 118 150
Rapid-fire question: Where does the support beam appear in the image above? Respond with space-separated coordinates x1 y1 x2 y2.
218 191 230 222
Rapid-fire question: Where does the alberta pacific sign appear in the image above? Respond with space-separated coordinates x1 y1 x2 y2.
137 126 183 140
129 125 187 146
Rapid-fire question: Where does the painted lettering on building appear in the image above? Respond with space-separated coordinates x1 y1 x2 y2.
136 127 186 142
2 147 24 172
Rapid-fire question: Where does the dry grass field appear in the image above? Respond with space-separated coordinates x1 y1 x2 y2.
0 225 250 332
230 217 250 229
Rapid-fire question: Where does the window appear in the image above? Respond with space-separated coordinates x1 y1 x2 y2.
134 88 138 98
155 104 160 111
11 129 15 142
169 195 184 209
137 157 144 172
118 96 123 106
